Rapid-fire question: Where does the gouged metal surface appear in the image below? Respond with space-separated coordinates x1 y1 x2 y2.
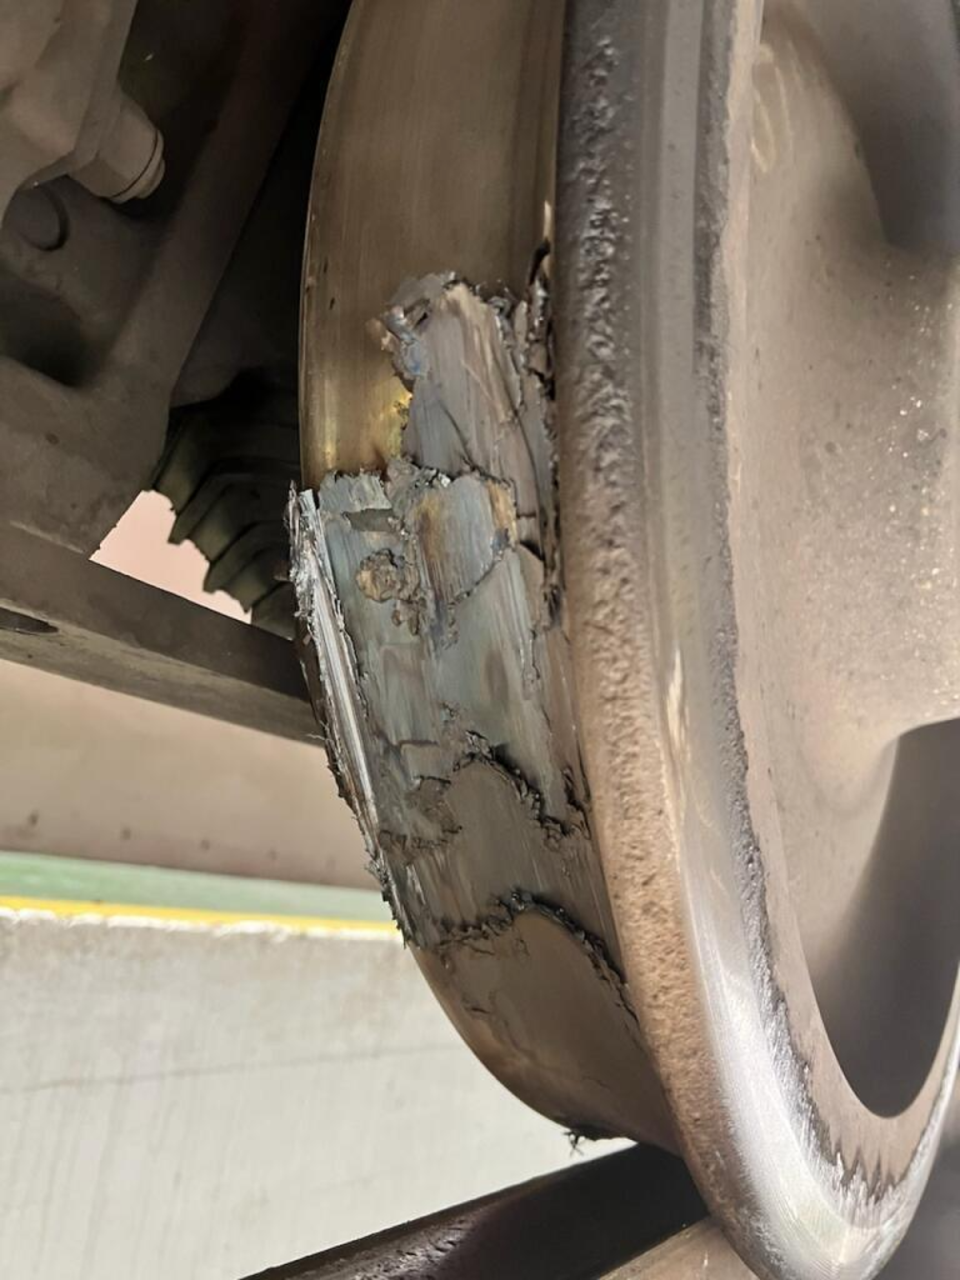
291 275 671 1143
293 0 669 1147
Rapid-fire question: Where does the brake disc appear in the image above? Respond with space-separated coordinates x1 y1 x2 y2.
292 3 960 1278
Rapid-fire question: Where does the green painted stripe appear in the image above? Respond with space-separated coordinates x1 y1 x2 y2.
0 852 391 924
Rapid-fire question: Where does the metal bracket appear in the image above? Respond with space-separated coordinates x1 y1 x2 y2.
0 524 316 743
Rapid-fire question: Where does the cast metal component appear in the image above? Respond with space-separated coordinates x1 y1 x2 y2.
298 2 960 1279
0 523 315 743
0 0 163 206
0 0 340 557
0 0 141 213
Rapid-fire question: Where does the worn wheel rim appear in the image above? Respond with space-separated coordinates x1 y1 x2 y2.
557 2 960 1278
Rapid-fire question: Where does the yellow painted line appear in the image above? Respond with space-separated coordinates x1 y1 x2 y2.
0 895 398 937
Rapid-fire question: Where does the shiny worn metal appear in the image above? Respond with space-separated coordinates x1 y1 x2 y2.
297 2 960 1278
